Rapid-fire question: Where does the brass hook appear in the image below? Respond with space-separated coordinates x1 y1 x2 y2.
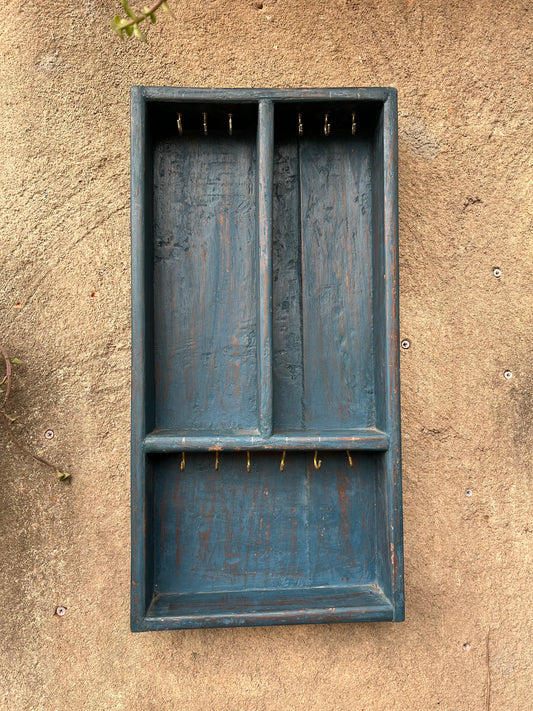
351 111 356 136
215 451 219 471
280 450 287 472
203 112 208 136
313 450 322 469
298 113 303 137
180 452 185 471
346 450 353 466
246 451 251 473
324 113 331 136
177 113 183 136
228 113 233 136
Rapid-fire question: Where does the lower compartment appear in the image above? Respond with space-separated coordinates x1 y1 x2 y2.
135 451 394 629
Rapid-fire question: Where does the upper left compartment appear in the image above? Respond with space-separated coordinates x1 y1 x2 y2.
148 101 259 435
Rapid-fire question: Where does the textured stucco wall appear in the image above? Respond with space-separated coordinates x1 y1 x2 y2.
1 1 531 709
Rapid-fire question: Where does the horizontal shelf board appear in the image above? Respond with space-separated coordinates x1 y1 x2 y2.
143 430 390 452
140 584 393 630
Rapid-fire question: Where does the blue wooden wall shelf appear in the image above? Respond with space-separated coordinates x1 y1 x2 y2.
131 87 403 631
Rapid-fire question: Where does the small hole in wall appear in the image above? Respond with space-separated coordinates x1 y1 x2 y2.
254 1 264 8
90 292 96 298
462 643 471 650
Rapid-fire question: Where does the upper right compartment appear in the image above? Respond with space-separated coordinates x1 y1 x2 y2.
272 100 393 435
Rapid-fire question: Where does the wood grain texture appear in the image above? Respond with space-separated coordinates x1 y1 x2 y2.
144 584 393 630
143 430 389 451
272 118 376 432
152 452 377 594
381 91 404 620
142 87 393 103
272 138 305 430
152 131 258 433
257 100 274 437
299 133 375 430
130 86 151 625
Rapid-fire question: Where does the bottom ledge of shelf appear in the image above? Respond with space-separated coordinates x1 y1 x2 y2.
133 584 394 630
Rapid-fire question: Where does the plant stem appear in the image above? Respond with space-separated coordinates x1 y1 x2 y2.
0 344 11 410
119 0 166 29
0 410 58 473
0 344 69 479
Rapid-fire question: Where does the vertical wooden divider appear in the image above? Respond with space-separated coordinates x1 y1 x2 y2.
257 100 274 438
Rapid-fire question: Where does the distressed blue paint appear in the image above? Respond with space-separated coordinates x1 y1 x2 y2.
299 133 375 430
152 452 377 596
144 585 393 630
131 87 403 631
272 137 304 430
143 430 390 452
153 130 258 433
257 101 274 437
130 86 152 629
143 87 394 103
382 92 404 620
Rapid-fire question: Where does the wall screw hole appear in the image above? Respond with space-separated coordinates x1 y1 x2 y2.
462 643 471 650
465 489 473 497
493 268 502 278
44 429 54 440
55 606 67 617
504 371 512 380
401 339 410 350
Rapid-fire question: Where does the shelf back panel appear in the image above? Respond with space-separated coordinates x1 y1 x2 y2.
152 452 379 595
152 130 259 434
273 123 376 432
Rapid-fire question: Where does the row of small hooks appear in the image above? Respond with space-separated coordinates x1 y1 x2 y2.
179 450 355 472
297 111 357 136
176 111 357 137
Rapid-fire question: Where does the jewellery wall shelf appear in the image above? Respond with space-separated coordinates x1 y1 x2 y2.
131 87 403 631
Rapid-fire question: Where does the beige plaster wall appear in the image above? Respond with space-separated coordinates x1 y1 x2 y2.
1 1 531 709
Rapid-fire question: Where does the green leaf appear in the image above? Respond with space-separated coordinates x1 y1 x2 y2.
125 24 134 36
56 470 71 481
161 2 176 18
111 19 125 38
121 0 137 20
133 23 147 41
11 358 21 366
149 12 156 23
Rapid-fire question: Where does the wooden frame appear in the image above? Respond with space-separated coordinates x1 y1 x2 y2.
131 87 403 630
